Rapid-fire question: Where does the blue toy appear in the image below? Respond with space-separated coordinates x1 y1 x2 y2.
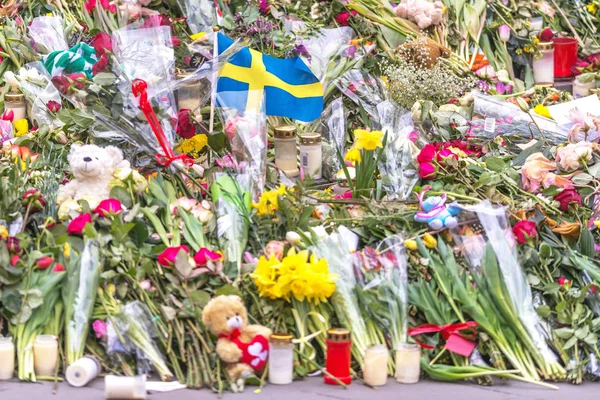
414 186 462 230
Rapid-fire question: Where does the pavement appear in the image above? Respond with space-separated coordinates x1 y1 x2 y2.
1 377 599 400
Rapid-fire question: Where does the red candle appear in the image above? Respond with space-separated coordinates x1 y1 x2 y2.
324 328 352 385
552 37 578 78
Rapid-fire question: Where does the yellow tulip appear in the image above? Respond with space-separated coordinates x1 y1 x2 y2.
422 233 437 249
63 242 71 259
13 119 29 137
404 239 418 251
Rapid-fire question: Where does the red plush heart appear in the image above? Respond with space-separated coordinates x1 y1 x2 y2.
240 335 269 371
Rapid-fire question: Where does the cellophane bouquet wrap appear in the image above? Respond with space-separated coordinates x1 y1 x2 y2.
319 97 346 181
376 100 419 200
217 90 268 199
211 173 252 279
336 70 387 122
451 201 565 380
63 239 102 364
106 301 173 380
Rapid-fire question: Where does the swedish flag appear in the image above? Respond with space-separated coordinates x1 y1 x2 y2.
216 33 323 122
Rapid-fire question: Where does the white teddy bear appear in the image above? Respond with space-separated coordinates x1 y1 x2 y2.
58 144 130 208
394 0 444 30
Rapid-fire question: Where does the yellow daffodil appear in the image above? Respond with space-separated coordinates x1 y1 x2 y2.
252 184 287 216
190 32 206 40
0 225 8 240
344 147 362 163
587 3 597 13
533 104 552 119
354 129 384 151
13 119 29 137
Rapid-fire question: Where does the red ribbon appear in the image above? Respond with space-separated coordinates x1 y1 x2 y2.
408 321 478 350
132 79 192 168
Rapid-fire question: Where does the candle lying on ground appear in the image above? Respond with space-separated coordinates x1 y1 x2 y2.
33 335 58 377
363 345 389 386
105 375 147 399
395 343 421 384
66 356 101 387
0 337 15 380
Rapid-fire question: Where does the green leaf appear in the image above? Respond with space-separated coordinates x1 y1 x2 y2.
215 284 243 297
580 227 595 258
553 327 574 339
536 305 551 318
93 72 117 86
575 325 590 339
161 305 177 321
485 157 506 172
189 290 211 308
84 222 98 239
563 335 578 350
543 282 560 296
174 249 193 279
512 140 544 167
110 186 133 209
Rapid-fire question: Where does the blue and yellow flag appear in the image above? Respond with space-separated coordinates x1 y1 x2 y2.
216 33 323 122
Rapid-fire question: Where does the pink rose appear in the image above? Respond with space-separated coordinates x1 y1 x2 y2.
512 220 537 245
93 32 113 57
95 198 123 217
541 173 574 190
436 148 458 163
68 213 92 235
417 144 437 164
36 256 55 270
335 10 357 26
46 100 61 113
52 263 65 273
92 319 107 339
158 245 189 267
554 188 581 212
264 241 284 261
193 247 222 266
419 162 436 180
521 152 556 193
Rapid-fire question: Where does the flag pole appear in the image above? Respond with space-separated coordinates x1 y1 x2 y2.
209 26 219 134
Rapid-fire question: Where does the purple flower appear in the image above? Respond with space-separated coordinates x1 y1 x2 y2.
498 25 510 42
505 84 513 94
477 80 490 92
496 81 507 95
93 320 107 339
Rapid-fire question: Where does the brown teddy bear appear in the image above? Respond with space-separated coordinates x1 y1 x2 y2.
202 295 272 382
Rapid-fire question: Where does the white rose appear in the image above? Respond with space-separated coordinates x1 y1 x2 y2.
58 199 82 221
286 231 302 244
4 71 19 89
556 142 594 170
114 167 133 181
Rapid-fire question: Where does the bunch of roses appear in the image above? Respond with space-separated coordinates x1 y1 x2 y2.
416 140 482 180
157 245 222 268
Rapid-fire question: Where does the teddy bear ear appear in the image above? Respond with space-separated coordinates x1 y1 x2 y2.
68 144 83 165
104 146 125 168
201 298 215 326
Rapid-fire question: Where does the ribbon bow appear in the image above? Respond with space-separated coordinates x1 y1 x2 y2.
132 79 193 168
408 321 478 357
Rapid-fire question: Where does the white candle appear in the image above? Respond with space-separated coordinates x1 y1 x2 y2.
33 335 58 377
363 345 388 386
274 126 299 177
395 343 420 384
105 375 147 399
66 356 101 387
4 92 26 122
268 333 294 385
299 133 322 180
573 78 596 98
533 42 554 84
0 337 15 380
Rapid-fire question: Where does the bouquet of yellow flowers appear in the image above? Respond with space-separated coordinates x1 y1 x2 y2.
251 248 337 304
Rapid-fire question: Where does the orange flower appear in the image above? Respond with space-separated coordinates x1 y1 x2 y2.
471 54 490 71
551 221 581 238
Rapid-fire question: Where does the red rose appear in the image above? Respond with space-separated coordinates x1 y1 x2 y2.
46 100 61 113
67 73 86 89
512 220 537 244
36 256 55 270
417 144 437 164
176 109 196 139
93 32 113 57
158 245 190 267
6 237 21 254
51 76 71 94
554 189 581 212
95 198 123 217
335 11 357 26
419 162 436 180
539 28 554 42
141 15 171 28
68 213 93 235
10 255 20 267
92 53 109 76
84 0 96 13
52 263 65 273
2 110 14 122
193 248 222 267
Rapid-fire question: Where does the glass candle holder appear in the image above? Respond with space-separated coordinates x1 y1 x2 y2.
552 37 578 77
395 343 420 384
273 126 299 178
572 77 597 98
33 335 58 377
0 337 15 380
268 333 294 385
299 133 322 180
4 92 26 122
533 42 554 84
324 328 352 385
176 73 203 114
363 345 388 386
105 375 146 399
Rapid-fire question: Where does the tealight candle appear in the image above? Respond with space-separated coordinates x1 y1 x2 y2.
299 133 322 180
33 335 58 377
363 345 388 386
0 337 15 380
395 343 420 384
533 42 554 85
572 77 597 98
274 126 299 178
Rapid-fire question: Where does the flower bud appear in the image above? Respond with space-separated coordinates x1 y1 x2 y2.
286 231 302 245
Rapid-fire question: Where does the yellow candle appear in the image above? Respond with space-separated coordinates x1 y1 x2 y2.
363 345 388 386
33 335 58 377
0 337 15 380
395 343 420 384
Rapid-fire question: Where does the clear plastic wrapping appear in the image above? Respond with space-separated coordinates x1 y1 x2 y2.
335 70 387 122
28 16 68 53
180 0 217 34
454 201 558 365
376 100 419 200
471 91 568 144
319 97 346 180
216 91 267 199
64 239 101 364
